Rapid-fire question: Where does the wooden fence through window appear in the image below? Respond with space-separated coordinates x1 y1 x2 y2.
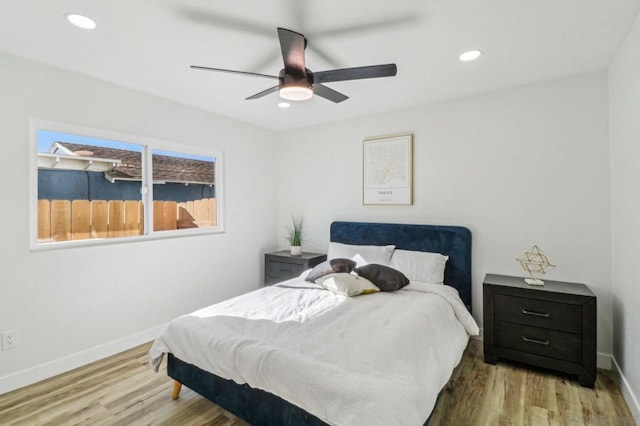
38 198 216 242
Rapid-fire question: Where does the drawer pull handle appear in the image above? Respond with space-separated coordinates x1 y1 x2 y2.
522 336 550 346
280 269 292 274
522 309 550 318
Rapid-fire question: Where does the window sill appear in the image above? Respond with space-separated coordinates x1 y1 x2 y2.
31 226 224 252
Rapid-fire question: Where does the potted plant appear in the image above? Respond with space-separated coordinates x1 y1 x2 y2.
285 216 304 256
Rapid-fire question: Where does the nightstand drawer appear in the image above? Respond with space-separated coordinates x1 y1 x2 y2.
494 321 582 363
264 251 326 285
266 259 305 280
494 294 582 333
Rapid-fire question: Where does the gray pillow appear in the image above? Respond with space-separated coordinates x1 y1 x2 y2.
354 264 410 291
306 258 357 282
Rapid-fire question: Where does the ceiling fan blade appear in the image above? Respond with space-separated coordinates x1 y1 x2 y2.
190 65 278 80
307 44 341 69
312 64 397 84
313 84 349 103
249 52 281 75
245 85 279 100
312 15 418 38
179 8 273 38
277 28 307 75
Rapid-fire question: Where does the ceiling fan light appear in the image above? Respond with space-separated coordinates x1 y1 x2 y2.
279 86 313 101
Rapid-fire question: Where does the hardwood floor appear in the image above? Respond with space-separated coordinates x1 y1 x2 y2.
429 341 635 425
0 340 635 425
0 343 248 426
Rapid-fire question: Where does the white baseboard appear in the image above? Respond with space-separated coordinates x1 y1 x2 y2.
471 327 483 341
612 357 640 424
597 352 612 370
0 324 166 396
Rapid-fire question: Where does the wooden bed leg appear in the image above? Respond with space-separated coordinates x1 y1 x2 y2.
172 381 183 400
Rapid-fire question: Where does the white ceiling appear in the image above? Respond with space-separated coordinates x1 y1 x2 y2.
1 0 639 131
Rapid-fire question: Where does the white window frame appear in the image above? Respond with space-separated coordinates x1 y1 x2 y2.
29 118 225 251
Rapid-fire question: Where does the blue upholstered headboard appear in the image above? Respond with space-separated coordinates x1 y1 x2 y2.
330 221 472 312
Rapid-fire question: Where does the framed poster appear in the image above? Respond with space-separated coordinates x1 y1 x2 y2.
363 134 413 205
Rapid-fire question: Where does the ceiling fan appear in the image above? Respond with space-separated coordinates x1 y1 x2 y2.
190 27 397 103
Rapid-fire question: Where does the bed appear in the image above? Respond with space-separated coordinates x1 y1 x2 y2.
149 221 477 426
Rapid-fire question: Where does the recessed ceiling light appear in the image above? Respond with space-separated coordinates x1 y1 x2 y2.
65 13 97 30
458 50 482 62
277 102 291 108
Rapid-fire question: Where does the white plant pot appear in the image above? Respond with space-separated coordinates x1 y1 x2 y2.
290 246 302 256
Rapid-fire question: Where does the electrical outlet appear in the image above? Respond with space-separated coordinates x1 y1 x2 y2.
2 330 17 350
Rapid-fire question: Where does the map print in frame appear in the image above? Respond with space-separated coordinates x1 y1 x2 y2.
363 134 413 205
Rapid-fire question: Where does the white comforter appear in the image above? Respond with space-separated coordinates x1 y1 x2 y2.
149 277 479 426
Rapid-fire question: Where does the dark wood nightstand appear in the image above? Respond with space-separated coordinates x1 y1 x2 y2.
264 251 326 285
483 273 597 388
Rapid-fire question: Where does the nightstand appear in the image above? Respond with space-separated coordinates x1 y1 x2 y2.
264 251 327 285
483 273 596 388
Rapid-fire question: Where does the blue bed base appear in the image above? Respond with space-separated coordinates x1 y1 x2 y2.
167 221 473 425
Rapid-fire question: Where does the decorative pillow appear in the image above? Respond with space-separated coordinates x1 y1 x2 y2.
316 273 380 297
354 264 410 291
327 242 395 267
305 258 357 282
389 249 449 284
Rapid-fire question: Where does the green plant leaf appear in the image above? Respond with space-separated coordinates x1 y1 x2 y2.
285 215 303 246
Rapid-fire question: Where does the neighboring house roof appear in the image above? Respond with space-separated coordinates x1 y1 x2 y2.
39 142 214 185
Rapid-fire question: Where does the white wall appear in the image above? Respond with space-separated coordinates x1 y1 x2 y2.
276 72 612 357
0 46 624 405
0 53 278 392
609 11 640 420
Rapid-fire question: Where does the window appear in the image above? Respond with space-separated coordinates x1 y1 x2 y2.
31 121 223 249
151 149 216 232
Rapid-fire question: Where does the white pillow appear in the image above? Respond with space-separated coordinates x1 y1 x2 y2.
389 249 449 284
327 242 395 267
316 273 380 297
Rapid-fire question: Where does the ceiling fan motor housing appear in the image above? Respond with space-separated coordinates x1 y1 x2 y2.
279 68 312 89
278 68 313 100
